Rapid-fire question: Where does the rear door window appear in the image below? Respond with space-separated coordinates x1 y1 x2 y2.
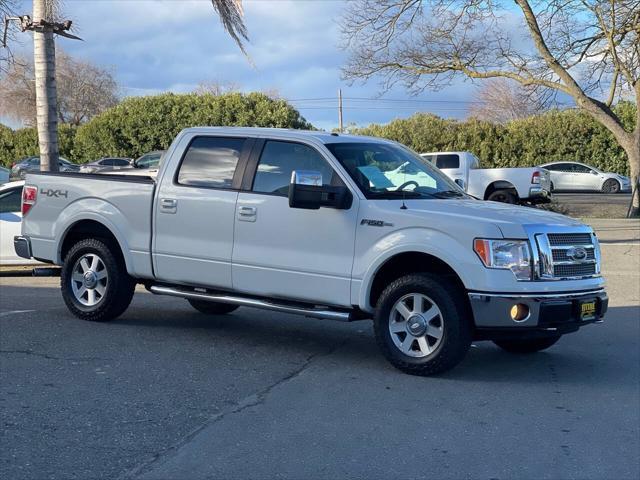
435 154 460 169
177 137 246 189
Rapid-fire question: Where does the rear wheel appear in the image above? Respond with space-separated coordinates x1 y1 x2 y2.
61 238 135 321
602 179 620 193
188 299 238 315
373 273 472 376
487 189 517 204
493 335 561 353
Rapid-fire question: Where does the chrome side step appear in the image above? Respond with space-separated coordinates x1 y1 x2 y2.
149 285 353 322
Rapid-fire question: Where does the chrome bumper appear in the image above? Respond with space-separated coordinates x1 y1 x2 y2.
528 186 551 202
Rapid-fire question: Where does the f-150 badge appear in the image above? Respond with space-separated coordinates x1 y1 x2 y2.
361 219 393 227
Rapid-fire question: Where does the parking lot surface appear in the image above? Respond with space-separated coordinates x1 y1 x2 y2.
1 220 639 480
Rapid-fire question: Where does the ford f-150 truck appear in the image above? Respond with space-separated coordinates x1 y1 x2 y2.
421 151 551 204
15 128 607 375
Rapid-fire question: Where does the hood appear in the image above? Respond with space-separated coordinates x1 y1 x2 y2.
396 198 584 238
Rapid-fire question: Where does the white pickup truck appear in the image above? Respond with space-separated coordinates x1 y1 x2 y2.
421 151 551 204
15 128 607 375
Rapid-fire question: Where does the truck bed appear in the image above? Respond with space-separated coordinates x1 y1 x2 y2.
22 172 156 278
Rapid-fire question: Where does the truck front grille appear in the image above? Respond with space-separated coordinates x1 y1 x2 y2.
535 232 601 280
548 233 592 246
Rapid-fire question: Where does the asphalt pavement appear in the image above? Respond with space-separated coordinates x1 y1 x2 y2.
1 220 639 480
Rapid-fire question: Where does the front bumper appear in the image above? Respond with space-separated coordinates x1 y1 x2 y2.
14 236 32 259
469 288 608 339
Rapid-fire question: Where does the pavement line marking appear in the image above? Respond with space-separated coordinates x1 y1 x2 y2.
600 242 640 246
0 310 36 318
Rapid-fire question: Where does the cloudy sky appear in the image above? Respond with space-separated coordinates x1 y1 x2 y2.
8 0 483 130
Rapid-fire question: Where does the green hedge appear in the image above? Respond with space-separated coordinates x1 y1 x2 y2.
350 101 636 176
1 96 634 176
0 92 311 166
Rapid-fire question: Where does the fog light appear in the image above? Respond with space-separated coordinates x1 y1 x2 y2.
510 303 530 322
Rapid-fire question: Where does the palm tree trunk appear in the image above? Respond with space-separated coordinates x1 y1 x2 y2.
33 0 59 172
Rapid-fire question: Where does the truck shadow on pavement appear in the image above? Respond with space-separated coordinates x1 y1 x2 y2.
1 284 636 385
96 300 640 386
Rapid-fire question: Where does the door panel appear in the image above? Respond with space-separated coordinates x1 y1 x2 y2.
232 193 357 306
232 139 357 306
153 136 251 288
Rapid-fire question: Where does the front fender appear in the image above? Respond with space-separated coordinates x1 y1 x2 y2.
355 227 489 312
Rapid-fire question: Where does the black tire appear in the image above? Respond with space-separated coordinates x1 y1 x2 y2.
373 273 472 376
188 299 239 315
60 238 135 322
602 178 620 193
493 335 561 353
487 189 517 204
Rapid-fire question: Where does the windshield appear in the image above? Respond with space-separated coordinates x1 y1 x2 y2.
325 141 467 200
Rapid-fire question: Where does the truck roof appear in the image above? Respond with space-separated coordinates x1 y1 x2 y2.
179 127 393 145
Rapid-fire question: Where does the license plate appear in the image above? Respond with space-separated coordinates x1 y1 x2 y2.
580 300 597 320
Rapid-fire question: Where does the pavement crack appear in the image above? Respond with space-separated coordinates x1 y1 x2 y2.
121 340 348 480
0 349 108 362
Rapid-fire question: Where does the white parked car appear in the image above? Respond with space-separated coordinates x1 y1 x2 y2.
0 181 39 265
16 128 607 376
421 151 551 204
539 161 631 193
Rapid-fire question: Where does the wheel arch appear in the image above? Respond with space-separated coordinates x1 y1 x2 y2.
365 251 468 312
484 180 518 200
59 219 130 271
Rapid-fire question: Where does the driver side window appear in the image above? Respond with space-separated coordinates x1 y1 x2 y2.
252 141 343 196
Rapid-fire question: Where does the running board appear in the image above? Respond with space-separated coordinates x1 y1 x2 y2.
149 285 353 322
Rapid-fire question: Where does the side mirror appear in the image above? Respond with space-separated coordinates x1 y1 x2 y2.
454 178 466 190
591 170 598 175
288 170 352 210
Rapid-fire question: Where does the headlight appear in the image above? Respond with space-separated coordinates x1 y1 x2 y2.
474 239 532 280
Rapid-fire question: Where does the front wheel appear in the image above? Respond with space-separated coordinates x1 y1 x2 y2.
493 335 561 353
602 179 620 193
374 273 472 376
61 238 136 322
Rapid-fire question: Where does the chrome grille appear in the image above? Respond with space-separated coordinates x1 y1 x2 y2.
548 233 592 246
554 263 597 278
535 232 601 280
552 248 596 262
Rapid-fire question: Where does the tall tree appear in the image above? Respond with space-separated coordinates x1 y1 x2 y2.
33 0 59 171
0 49 119 126
342 0 640 216
468 78 551 123
8 0 249 173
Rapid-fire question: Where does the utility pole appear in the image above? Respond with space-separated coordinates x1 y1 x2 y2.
338 88 343 133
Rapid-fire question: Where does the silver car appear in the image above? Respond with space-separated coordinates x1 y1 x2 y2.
540 161 631 193
79 157 133 174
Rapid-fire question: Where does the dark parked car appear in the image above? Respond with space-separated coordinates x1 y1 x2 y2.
79 157 133 174
10 156 80 179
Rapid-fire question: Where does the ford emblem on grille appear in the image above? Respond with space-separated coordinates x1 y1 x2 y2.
566 246 588 261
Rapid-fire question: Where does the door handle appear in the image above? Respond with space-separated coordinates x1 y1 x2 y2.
160 198 177 214
237 205 257 222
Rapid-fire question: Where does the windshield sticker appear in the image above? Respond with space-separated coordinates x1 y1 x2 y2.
357 166 395 189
